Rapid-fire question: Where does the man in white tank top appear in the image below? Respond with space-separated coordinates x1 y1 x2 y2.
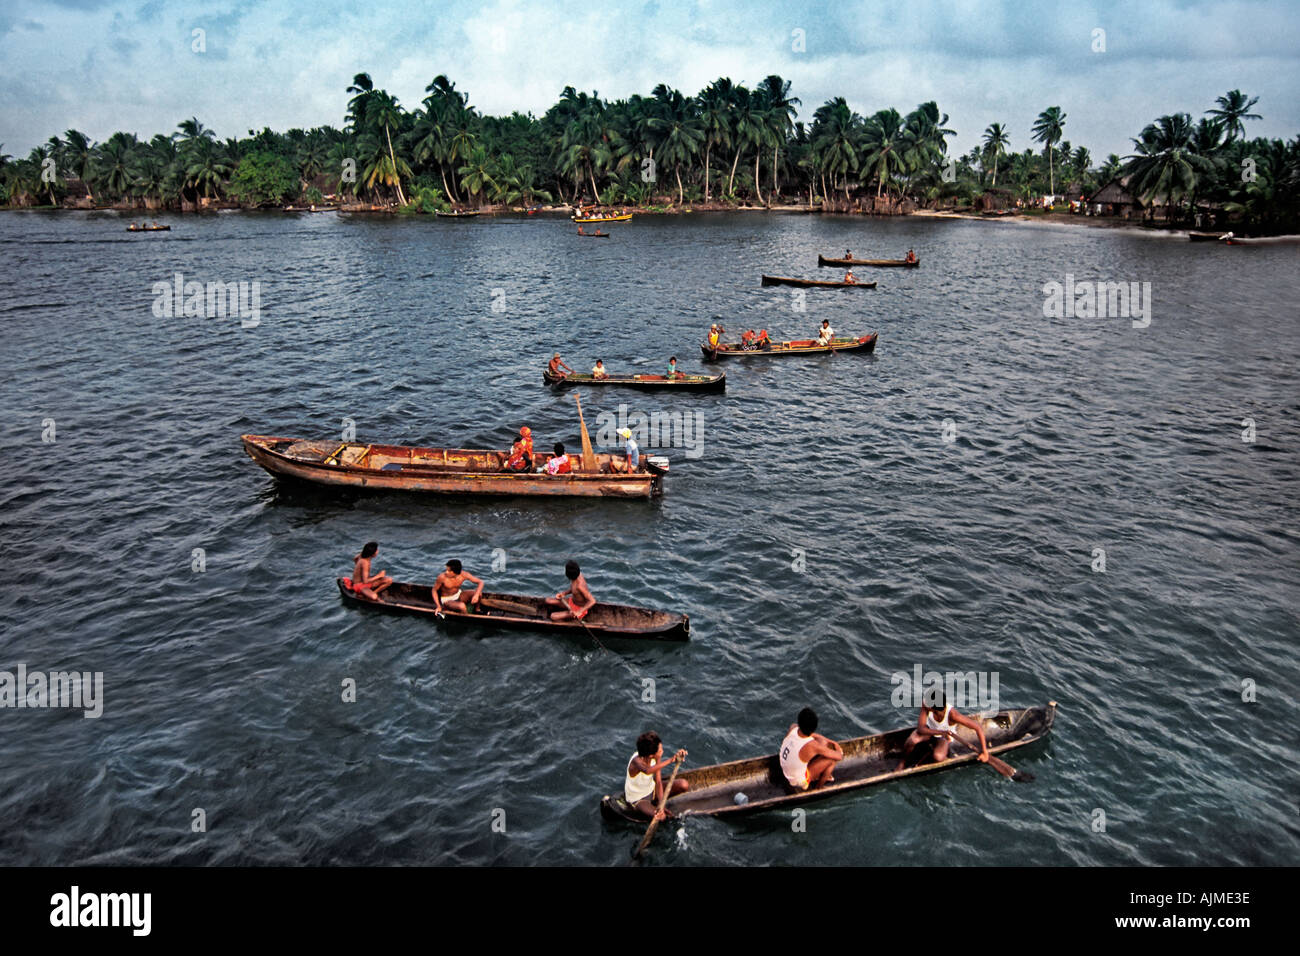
896 694 991 770
779 707 844 790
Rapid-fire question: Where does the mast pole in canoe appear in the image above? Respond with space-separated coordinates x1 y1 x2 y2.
573 391 596 472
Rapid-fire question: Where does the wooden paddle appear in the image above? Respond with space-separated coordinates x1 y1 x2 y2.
480 596 541 617
954 733 1032 782
633 754 685 860
573 391 596 472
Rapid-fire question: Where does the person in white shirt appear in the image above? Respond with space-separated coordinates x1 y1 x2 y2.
779 707 844 790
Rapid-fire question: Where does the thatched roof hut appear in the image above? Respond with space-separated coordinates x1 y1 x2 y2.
1088 178 1143 218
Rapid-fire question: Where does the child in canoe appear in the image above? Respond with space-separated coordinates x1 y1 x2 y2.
352 541 393 600
624 731 690 820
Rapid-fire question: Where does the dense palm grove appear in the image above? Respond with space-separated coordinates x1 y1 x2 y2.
2 76 1297 230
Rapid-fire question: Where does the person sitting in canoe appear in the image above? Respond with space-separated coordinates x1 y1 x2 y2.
666 356 681 379
905 248 917 263
625 731 690 821
544 442 572 475
755 328 771 349
544 560 595 621
741 329 756 350
780 707 845 790
816 320 835 345
592 359 609 379
707 324 723 351
577 225 586 235
895 693 991 769
432 559 484 614
844 270 858 285
352 541 394 600
610 427 640 473
548 353 574 379
505 426 534 471
844 248 852 259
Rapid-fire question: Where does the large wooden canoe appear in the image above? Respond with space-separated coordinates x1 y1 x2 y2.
338 578 689 641
600 703 1056 822
818 255 918 267
761 275 877 288
702 333 877 361
573 212 633 223
241 435 666 498
543 369 725 392
126 224 171 232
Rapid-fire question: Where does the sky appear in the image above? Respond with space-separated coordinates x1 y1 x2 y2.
2 0 1298 160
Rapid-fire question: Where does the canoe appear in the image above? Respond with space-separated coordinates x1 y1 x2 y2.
1187 232 1224 242
702 333 877 361
543 369 725 392
578 231 610 238
818 255 918 268
241 434 666 499
600 703 1056 822
436 210 480 218
337 578 689 641
573 213 633 223
126 225 170 232
761 275 877 288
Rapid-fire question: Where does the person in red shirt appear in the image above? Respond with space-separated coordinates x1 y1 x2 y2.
544 442 572 475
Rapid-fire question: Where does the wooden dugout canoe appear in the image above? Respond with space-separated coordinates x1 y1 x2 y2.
543 369 725 392
436 210 481 218
818 255 919 267
573 212 633 222
600 703 1056 821
241 435 666 499
761 275 877 288
126 225 170 232
1186 232 1224 242
701 333 877 361
337 578 689 641
578 231 610 237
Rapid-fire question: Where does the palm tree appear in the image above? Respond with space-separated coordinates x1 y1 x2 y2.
345 74 375 135
647 86 703 203
860 108 909 199
60 130 96 200
982 123 1009 186
1122 113 1214 219
1031 106 1067 195
698 78 735 202
457 145 497 202
812 97 861 201
183 138 234 199
1207 90 1261 142
367 90 408 205
759 75 800 199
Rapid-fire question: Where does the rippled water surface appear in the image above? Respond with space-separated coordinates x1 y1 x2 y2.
1 209 1297 865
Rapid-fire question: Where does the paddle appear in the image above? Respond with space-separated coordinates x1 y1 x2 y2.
573 391 596 472
954 732 1032 783
633 754 685 860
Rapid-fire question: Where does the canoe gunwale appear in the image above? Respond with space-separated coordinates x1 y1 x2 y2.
761 275 878 288
817 255 918 268
701 333 878 360
542 370 725 392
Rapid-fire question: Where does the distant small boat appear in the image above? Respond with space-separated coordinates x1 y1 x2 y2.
436 210 481 218
761 275 877 288
544 369 725 392
577 230 610 238
702 334 878 361
126 224 170 232
818 255 918 267
573 212 633 223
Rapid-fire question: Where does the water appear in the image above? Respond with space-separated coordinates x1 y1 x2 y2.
1 209 1296 865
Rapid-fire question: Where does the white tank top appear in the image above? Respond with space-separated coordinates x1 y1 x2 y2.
780 727 813 786
927 705 956 735
624 753 655 804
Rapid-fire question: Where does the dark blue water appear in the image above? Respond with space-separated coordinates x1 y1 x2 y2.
1 209 1297 865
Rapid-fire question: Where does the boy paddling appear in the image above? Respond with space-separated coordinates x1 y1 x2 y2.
544 560 596 621
896 693 991 769
624 731 690 820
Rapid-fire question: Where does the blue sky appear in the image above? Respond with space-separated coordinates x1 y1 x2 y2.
2 0 1297 159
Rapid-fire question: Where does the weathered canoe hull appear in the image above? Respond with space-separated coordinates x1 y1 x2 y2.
127 226 171 232
818 255 918 267
701 333 877 361
436 211 480 218
600 704 1056 821
241 435 664 499
338 579 689 641
761 275 877 288
543 370 726 392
